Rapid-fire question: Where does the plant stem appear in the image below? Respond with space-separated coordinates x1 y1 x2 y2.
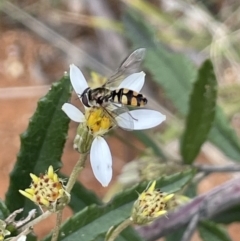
106 218 133 241
66 152 88 192
51 211 63 241
194 163 240 173
51 152 88 241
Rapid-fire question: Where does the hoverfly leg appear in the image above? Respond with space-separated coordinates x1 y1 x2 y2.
128 111 138 122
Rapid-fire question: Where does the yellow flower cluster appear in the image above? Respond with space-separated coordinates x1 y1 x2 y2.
19 166 69 212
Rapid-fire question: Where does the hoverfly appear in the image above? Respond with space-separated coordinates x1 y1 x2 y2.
80 48 148 130
81 48 147 108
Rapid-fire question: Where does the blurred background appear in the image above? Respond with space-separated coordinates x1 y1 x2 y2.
0 0 240 240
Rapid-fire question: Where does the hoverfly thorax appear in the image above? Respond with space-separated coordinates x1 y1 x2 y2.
81 87 112 108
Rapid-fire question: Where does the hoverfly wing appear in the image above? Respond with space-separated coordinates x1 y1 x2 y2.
106 104 134 131
104 48 146 89
117 48 146 73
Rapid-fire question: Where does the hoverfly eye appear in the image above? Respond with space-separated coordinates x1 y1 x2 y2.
82 94 91 107
143 98 148 104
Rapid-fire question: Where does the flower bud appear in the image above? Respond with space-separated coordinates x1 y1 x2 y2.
0 220 10 241
131 181 174 225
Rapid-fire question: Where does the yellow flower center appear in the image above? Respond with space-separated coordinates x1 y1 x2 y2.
86 108 113 135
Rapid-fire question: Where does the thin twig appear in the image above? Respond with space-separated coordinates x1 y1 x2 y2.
15 209 37 228
194 164 240 173
5 209 24 223
10 227 33 241
51 211 63 241
180 213 199 241
20 211 51 232
0 86 50 99
106 218 133 241
66 153 88 192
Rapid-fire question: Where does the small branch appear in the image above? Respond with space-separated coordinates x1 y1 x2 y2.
15 209 37 228
51 211 63 241
10 227 33 241
180 213 199 241
5 209 24 223
137 177 240 240
66 153 88 193
20 211 51 231
106 218 133 241
194 164 240 174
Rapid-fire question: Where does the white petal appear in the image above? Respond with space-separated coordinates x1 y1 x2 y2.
90 137 112 187
17 236 26 241
115 112 134 130
70 64 89 95
62 103 85 122
119 109 166 130
118 72 145 92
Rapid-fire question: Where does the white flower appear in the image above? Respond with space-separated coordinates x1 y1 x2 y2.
62 65 166 187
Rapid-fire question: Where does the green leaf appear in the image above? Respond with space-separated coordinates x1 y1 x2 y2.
212 204 240 224
59 173 102 213
123 9 240 162
0 200 9 220
181 60 217 164
165 226 186 241
42 170 194 241
134 131 166 159
209 108 240 161
5 75 71 215
199 220 232 241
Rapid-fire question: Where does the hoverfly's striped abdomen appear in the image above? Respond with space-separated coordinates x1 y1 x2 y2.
111 88 147 107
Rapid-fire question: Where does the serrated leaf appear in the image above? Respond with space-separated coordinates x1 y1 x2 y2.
42 170 194 241
123 9 240 162
209 108 240 161
199 221 232 241
212 204 240 224
181 60 217 164
59 173 102 213
5 75 71 215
